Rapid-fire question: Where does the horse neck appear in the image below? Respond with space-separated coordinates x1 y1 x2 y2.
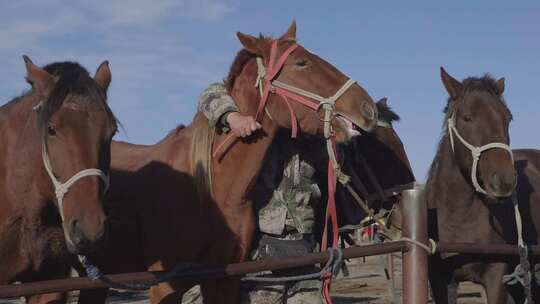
426 134 478 213
426 134 509 242
0 94 52 213
211 60 280 204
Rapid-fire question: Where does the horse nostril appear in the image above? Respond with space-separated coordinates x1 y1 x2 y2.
94 225 106 243
362 103 376 121
491 171 517 196
491 172 501 186
70 220 83 243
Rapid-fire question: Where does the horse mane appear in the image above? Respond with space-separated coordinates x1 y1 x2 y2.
224 34 273 93
37 62 117 139
376 101 400 123
427 74 508 184
224 49 255 93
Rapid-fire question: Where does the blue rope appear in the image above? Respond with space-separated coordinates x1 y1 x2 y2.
78 255 199 291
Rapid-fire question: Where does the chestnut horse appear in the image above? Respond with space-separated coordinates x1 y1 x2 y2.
426 68 517 304
0 58 116 303
79 22 378 304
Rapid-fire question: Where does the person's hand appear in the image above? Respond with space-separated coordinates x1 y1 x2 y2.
226 112 262 138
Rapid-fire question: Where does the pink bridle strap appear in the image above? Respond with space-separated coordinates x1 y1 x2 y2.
213 40 303 158
255 41 299 121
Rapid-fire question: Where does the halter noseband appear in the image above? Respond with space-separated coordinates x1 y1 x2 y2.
447 114 514 195
42 143 109 221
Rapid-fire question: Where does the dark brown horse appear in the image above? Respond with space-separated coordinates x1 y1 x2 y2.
426 68 518 304
0 57 116 303
79 22 378 304
511 149 540 302
337 98 415 226
305 98 415 236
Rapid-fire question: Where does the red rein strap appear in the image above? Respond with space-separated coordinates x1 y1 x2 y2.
321 137 339 304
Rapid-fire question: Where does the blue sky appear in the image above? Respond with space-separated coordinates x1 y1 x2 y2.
1 1 539 181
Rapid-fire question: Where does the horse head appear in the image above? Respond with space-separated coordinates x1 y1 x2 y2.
25 57 117 253
441 67 515 199
231 21 378 143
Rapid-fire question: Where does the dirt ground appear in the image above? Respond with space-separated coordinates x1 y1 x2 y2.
0 254 487 304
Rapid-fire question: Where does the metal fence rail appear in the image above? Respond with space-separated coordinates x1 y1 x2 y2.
1 187 539 303
0 242 407 298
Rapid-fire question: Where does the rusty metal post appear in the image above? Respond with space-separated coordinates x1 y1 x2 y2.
401 185 428 304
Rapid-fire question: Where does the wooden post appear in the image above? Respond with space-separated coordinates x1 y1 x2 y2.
401 186 428 304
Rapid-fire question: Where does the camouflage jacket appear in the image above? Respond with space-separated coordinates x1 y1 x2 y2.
198 83 321 235
198 83 239 128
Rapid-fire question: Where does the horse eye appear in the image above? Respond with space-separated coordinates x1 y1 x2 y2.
460 114 472 122
295 59 309 68
47 125 57 136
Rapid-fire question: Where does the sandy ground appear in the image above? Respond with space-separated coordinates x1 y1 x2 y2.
0 254 487 304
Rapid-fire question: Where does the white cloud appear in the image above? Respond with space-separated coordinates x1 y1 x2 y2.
178 0 234 21
0 0 235 89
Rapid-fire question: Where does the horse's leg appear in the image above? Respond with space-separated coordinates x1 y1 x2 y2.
24 263 69 304
150 280 196 304
481 263 511 304
23 253 71 304
26 293 67 304
200 278 241 304
77 288 109 304
428 257 456 304
430 275 459 304
149 282 180 304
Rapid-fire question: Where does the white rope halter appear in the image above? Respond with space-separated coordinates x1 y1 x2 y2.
447 114 514 195
42 143 109 221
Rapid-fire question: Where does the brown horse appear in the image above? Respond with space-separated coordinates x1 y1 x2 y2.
79 22 378 304
339 98 415 221
426 68 517 304
0 58 116 303
510 149 540 302
306 98 415 234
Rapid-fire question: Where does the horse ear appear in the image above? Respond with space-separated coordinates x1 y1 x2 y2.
279 20 296 42
23 55 55 98
440 67 463 100
95 60 112 91
377 97 388 107
237 32 262 56
496 77 505 95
